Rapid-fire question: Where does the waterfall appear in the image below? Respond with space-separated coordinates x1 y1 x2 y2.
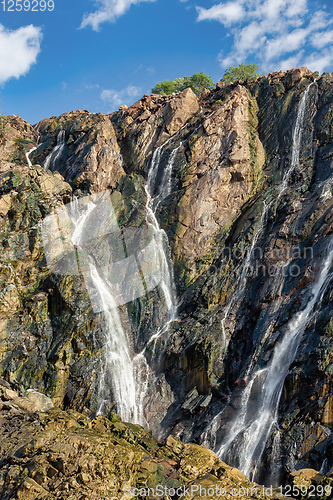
203 82 318 478
146 123 187 199
41 131 183 427
201 409 225 450
320 458 329 475
270 429 282 485
89 264 138 422
216 240 333 480
34 123 41 146
68 197 140 424
153 143 183 212
278 83 314 199
44 129 66 171
128 138 182 424
219 82 314 353
26 125 42 168
64 144 182 423
145 141 181 322
26 146 37 168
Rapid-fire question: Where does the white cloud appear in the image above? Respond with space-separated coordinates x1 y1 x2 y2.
234 21 267 54
81 0 157 31
285 0 307 18
196 2 244 26
196 0 333 73
307 10 331 32
218 51 236 69
100 85 142 109
264 28 308 61
0 24 42 85
312 30 333 49
302 48 333 74
278 52 305 71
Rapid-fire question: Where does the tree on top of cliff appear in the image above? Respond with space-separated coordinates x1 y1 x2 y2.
152 72 214 96
221 63 261 83
151 80 177 95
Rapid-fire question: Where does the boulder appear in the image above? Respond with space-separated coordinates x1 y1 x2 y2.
199 88 211 100
285 66 312 89
165 87 199 136
290 468 323 488
181 387 212 414
4 388 18 399
26 390 54 411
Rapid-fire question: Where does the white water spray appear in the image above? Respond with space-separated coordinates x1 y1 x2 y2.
44 130 66 171
89 264 138 423
26 146 37 168
59 134 182 425
145 140 182 321
270 429 282 485
217 240 333 479
26 125 42 168
202 82 318 478
69 198 140 424
219 83 314 353
129 136 184 422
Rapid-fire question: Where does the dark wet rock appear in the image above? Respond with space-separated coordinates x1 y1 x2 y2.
181 387 212 415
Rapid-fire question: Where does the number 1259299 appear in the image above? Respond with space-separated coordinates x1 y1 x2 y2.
2 0 54 10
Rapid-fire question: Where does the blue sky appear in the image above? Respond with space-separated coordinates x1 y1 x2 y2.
0 0 332 124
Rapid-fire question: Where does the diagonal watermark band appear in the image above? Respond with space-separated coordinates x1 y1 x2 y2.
41 191 162 312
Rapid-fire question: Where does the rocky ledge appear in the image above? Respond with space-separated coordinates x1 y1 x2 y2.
0 381 288 500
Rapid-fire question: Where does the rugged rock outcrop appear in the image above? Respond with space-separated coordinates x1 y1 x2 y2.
0 115 147 412
0 67 333 491
163 84 264 286
0 381 286 500
114 88 199 175
36 110 125 192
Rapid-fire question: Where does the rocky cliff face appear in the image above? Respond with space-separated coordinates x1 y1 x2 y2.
1 68 333 492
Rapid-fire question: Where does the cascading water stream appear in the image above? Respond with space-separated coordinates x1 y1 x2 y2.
26 146 37 168
44 129 66 171
53 132 183 427
219 82 314 355
131 136 184 423
26 125 42 168
145 140 182 323
270 428 282 484
217 239 333 480
278 82 314 199
209 82 330 480
88 264 139 423
320 458 329 475
69 198 140 424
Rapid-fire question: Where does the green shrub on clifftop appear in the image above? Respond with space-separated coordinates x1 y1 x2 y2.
221 63 262 83
152 71 214 95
